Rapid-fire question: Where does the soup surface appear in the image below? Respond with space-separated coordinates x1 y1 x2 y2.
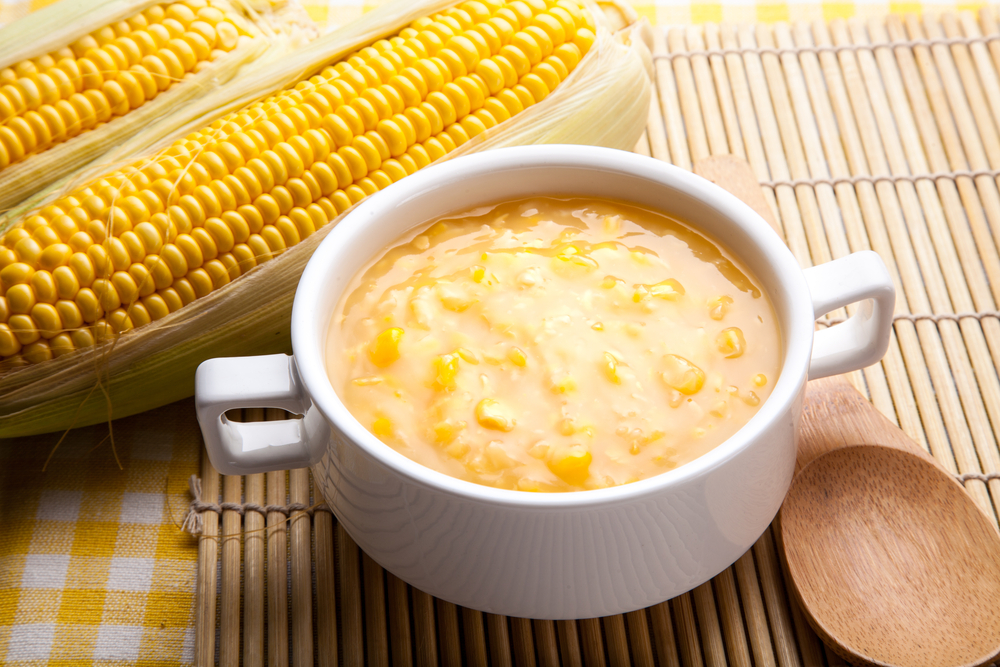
327 197 781 492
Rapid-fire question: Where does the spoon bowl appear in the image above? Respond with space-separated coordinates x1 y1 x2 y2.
780 444 1000 667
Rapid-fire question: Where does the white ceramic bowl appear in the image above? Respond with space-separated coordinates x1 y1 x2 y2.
195 145 895 619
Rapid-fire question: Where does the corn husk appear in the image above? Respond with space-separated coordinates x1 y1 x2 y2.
0 0 316 217
0 0 651 438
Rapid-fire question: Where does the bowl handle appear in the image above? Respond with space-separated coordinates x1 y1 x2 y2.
195 354 330 475
803 251 896 380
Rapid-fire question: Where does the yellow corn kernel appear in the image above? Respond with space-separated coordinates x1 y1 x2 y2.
433 351 460 389
708 295 733 320
444 440 470 459
710 400 729 419
634 278 684 302
661 354 705 395
476 398 514 431
602 351 620 384
528 442 550 459
372 416 392 438
716 327 746 358
507 346 526 366
433 418 465 443
753 373 767 387
547 446 592 486
456 347 479 364
551 374 575 394
368 327 403 367
437 282 474 311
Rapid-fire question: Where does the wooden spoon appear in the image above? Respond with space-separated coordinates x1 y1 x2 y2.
695 154 1000 667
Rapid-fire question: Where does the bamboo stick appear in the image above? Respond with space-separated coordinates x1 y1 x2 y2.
578 618 606 667
602 614 630 667
195 452 220 667
462 607 488 667
387 574 411 667
412 589 438 667
648 601 682 667
691 583 725 667
644 72 670 163
556 620 583 667
221 473 242 666
436 599 462 667
633 129 651 157
738 25 803 249
624 610 655 667
703 23 746 160
488 613 513 667
654 28 691 170
266 475 288 666
710 571 753 667
751 528 800 667
670 595 704 667
532 620 559 667
337 524 363 666
669 27 710 163
786 589 826 667
511 617 537 667
243 418 265 667
362 554 388 667
719 23 780 224
290 466 313 667
315 500 339 667
685 25 730 156
733 552 777 667
756 23 832 271
242 409 265 667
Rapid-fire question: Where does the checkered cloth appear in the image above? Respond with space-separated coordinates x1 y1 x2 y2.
0 0 983 664
0 0 988 29
0 401 201 665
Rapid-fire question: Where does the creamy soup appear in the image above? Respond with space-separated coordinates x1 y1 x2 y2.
327 197 781 492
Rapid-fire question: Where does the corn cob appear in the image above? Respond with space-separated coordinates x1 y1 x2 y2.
0 0 307 214
0 0 651 437
0 3 247 172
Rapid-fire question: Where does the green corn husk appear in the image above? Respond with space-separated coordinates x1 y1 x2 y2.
0 0 315 216
0 0 652 438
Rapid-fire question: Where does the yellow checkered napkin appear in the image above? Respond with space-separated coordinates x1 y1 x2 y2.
0 401 201 666
293 0 989 33
0 0 989 30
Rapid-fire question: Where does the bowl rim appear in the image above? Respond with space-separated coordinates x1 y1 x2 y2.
292 145 813 509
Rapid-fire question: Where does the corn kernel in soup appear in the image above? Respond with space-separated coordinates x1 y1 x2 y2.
327 198 781 492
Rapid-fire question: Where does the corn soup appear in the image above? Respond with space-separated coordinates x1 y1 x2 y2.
327 197 781 492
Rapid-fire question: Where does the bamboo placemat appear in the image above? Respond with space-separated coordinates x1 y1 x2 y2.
189 10 1000 665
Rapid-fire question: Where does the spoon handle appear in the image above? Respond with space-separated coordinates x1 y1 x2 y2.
797 374 935 472
692 155 937 474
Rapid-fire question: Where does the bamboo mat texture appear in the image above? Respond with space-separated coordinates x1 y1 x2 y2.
191 10 1000 666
